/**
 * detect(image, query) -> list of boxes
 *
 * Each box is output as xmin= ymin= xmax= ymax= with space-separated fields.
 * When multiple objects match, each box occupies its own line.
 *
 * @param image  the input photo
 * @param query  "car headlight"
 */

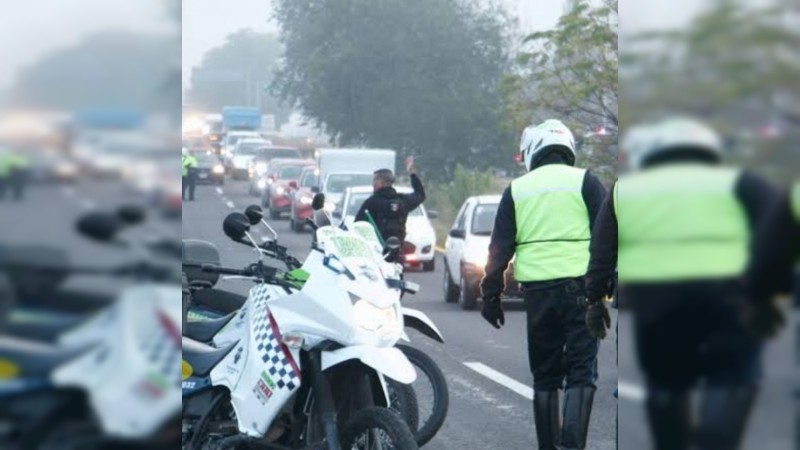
xmin=255 ymin=162 xmax=267 ymax=174
xmin=212 ymin=164 xmax=224 ymax=174
xmin=300 ymin=195 xmax=313 ymax=205
xmin=275 ymin=186 xmax=285 ymax=195
xmin=323 ymin=201 xmax=337 ymax=212
xmin=257 ymin=179 xmax=267 ymax=189
xmin=352 ymin=299 xmax=400 ymax=334
xmin=464 ymin=245 xmax=489 ymax=268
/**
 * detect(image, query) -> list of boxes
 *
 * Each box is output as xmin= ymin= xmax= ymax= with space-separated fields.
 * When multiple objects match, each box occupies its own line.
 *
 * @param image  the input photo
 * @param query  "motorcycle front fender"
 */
xmin=321 ymin=346 xmax=416 ymax=384
xmin=402 ymin=307 xmax=444 ymax=343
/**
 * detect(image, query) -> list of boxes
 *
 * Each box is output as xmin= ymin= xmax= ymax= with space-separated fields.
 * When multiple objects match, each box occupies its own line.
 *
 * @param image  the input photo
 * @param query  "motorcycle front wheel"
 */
xmin=340 ymin=407 xmax=418 ymax=450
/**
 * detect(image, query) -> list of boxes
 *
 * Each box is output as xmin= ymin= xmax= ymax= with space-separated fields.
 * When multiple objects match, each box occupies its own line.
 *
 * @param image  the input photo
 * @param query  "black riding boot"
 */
xmin=646 ymin=388 xmax=691 ymax=450
xmin=561 ymin=386 xmax=595 ymax=450
xmin=534 ymin=390 xmax=561 ymax=450
xmin=692 ymin=387 xmax=756 ymax=450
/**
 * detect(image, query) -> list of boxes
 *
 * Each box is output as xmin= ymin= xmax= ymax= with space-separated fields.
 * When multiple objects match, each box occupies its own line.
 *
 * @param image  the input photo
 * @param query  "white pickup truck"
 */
xmin=315 ymin=148 xmax=396 ymax=212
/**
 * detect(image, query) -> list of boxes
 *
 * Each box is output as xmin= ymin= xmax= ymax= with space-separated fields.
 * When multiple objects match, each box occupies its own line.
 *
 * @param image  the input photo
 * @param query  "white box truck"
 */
xmin=315 ymin=148 xmax=396 ymax=209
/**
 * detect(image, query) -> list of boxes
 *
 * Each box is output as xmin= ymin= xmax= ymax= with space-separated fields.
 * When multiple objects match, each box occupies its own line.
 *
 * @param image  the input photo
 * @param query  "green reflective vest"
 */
xmin=791 ymin=182 xmax=800 ymax=224
xmin=615 ymin=164 xmax=748 ymax=282
xmin=511 ymin=164 xmax=590 ymax=282
xmin=182 ymin=154 xmax=197 ymax=177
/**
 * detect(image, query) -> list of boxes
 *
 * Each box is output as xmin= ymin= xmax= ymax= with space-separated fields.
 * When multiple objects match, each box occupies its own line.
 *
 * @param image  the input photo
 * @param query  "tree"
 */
xmin=186 ymin=30 xmax=292 ymax=127
xmin=8 ymin=31 xmax=176 ymax=110
xmin=272 ymin=0 xmax=515 ymax=180
xmin=509 ymin=0 xmax=618 ymax=134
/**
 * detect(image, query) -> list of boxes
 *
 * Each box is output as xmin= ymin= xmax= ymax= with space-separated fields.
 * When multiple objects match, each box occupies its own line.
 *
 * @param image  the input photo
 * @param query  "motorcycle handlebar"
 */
xmin=201 ymin=264 xmax=250 ymax=276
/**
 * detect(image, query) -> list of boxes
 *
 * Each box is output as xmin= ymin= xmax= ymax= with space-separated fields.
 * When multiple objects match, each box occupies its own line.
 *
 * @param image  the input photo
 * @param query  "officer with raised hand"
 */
xmin=480 ymin=119 xmax=606 ymax=450
xmin=182 ymin=148 xmax=198 ymax=201
xmin=585 ymin=118 xmax=778 ymax=450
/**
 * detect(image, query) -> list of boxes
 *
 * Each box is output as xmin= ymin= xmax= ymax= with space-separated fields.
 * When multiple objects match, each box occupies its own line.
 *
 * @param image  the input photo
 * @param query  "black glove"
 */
xmin=742 ymin=301 xmax=785 ymax=338
xmin=585 ymin=299 xmax=611 ymax=339
xmin=481 ymin=297 xmax=505 ymax=329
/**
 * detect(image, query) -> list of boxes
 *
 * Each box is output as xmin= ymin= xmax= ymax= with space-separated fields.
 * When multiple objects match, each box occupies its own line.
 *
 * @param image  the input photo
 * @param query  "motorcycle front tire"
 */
xmin=397 ymin=343 xmax=449 ymax=446
xmin=340 ymin=407 xmax=418 ymax=450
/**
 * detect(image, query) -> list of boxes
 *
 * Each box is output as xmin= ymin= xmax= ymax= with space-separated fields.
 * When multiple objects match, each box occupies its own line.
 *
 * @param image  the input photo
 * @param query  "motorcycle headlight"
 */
xmin=352 ymin=299 xmax=400 ymax=334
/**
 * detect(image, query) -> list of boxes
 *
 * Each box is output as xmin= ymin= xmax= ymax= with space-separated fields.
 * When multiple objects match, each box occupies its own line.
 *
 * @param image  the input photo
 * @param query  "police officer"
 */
xmin=355 ymin=156 xmax=425 ymax=260
xmin=744 ymin=180 xmax=797 ymax=336
xmin=585 ymin=118 xmax=778 ymax=450
xmin=182 ymin=148 xmax=198 ymax=201
xmin=480 ymin=119 xmax=606 ymax=450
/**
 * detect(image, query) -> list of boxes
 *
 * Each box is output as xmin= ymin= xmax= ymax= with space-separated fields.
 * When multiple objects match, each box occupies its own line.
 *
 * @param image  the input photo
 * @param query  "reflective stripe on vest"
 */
xmin=615 ymin=165 xmax=748 ymax=282
xmin=511 ymin=165 xmax=589 ymax=282
xmin=791 ymin=182 xmax=800 ymax=224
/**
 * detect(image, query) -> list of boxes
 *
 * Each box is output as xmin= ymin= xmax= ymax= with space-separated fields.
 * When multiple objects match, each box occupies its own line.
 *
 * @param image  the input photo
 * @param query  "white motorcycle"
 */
xmin=181 ymin=211 xmax=420 ymax=450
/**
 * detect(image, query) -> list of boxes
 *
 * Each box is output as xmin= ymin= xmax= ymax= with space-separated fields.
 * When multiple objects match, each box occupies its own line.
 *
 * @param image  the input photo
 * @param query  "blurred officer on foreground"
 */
xmin=480 ymin=119 xmax=606 ymax=450
xmin=585 ymin=118 xmax=779 ymax=450
xmin=182 ymin=147 xmax=198 ymax=201
xmin=355 ymin=155 xmax=425 ymax=261
xmin=0 ymin=148 xmax=28 ymax=201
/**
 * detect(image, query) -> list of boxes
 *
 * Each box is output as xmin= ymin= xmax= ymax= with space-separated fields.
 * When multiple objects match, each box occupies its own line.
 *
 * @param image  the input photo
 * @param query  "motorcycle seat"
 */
xmin=182 ymin=337 xmax=237 ymax=377
xmin=183 ymin=311 xmax=237 ymax=343
xmin=0 ymin=336 xmax=87 ymax=377
xmin=191 ymin=288 xmax=246 ymax=315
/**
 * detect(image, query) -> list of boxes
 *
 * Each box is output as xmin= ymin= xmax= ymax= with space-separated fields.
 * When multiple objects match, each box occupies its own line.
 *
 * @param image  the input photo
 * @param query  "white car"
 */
xmin=340 ymin=185 xmax=438 ymax=271
xmin=228 ymin=137 xmax=271 ymax=179
xmin=443 ymin=195 xmax=521 ymax=310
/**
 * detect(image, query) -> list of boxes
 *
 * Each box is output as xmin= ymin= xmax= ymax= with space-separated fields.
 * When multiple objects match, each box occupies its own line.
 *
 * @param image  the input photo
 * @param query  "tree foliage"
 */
xmin=620 ymin=0 xmax=800 ymax=128
xmin=272 ymin=0 xmax=515 ymax=180
xmin=186 ymin=30 xmax=291 ymax=126
xmin=508 ymin=0 xmax=618 ymax=134
xmin=8 ymin=31 xmax=176 ymax=110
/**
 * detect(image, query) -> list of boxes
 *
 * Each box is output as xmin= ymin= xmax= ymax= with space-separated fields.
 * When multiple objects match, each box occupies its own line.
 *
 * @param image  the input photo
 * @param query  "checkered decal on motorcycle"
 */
xmin=250 ymin=284 xmax=300 ymax=391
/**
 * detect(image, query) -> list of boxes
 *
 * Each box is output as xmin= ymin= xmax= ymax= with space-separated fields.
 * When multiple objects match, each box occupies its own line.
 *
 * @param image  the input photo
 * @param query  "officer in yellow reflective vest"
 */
xmin=0 ymin=149 xmax=28 ymax=201
xmin=585 ymin=118 xmax=778 ymax=450
xmin=745 ymin=180 xmax=798 ymax=333
xmin=480 ymin=119 xmax=607 ymax=450
xmin=182 ymin=148 xmax=198 ymax=201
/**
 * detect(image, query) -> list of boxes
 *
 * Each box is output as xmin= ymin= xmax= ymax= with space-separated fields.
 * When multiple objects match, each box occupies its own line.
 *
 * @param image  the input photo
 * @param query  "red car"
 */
xmin=262 ymin=159 xmax=315 ymax=220
xmin=288 ymin=166 xmax=320 ymax=232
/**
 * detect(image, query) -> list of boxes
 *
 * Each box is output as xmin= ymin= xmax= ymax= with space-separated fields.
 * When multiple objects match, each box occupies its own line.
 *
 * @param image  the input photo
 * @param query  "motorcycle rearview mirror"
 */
xmin=222 ymin=213 xmax=251 ymax=241
xmin=245 ymin=204 xmax=278 ymax=240
xmin=384 ymin=237 xmax=401 ymax=251
xmin=311 ymin=193 xmax=325 ymax=211
xmin=223 ymin=212 xmax=265 ymax=261
xmin=244 ymin=205 xmax=263 ymax=225
xmin=77 ymin=212 xmax=122 ymax=243
xmin=117 ymin=204 xmax=146 ymax=225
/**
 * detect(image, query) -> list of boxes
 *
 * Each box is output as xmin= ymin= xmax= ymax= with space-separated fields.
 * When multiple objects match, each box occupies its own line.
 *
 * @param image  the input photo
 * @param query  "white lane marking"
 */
xmin=216 ymin=187 xmax=223 ymax=195
xmin=463 ymin=362 xmax=533 ymax=400
xmin=618 ymin=381 xmax=645 ymax=402
xmin=225 ymin=200 xmax=235 ymax=209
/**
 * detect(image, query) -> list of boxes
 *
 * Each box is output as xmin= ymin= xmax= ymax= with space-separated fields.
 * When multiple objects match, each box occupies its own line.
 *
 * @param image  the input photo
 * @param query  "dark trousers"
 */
xmin=182 ymin=175 xmax=195 ymax=201
xmin=628 ymin=281 xmax=762 ymax=390
xmin=525 ymin=277 xmax=599 ymax=391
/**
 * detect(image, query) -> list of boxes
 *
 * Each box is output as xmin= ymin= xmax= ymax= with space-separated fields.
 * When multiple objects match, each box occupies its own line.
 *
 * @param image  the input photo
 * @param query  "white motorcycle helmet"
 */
xmin=624 ymin=117 xmax=722 ymax=169
xmin=519 ymin=119 xmax=576 ymax=171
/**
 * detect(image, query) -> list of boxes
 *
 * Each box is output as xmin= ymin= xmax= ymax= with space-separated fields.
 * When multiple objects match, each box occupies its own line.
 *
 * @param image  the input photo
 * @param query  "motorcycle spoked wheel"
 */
xmin=386 ymin=379 xmax=420 ymax=434
xmin=339 ymin=407 xmax=418 ymax=450
xmin=396 ymin=344 xmax=449 ymax=446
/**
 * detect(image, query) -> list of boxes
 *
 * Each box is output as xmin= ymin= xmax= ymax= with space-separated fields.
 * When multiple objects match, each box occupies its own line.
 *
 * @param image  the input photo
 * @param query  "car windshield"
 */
xmin=300 ymin=171 xmax=318 ymax=187
xmin=346 ymin=192 xmax=423 ymax=217
xmin=471 ymin=204 xmax=498 ymax=235
xmin=235 ymin=142 xmax=266 ymax=155
xmin=278 ymin=165 xmax=304 ymax=179
xmin=258 ymin=148 xmax=300 ymax=160
xmin=326 ymin=174 xmax=375 ymax=194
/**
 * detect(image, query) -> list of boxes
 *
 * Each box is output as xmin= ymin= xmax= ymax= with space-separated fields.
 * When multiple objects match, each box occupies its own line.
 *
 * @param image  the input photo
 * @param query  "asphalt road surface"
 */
xmin=182 ymin=178 xmax=619 ymax=450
